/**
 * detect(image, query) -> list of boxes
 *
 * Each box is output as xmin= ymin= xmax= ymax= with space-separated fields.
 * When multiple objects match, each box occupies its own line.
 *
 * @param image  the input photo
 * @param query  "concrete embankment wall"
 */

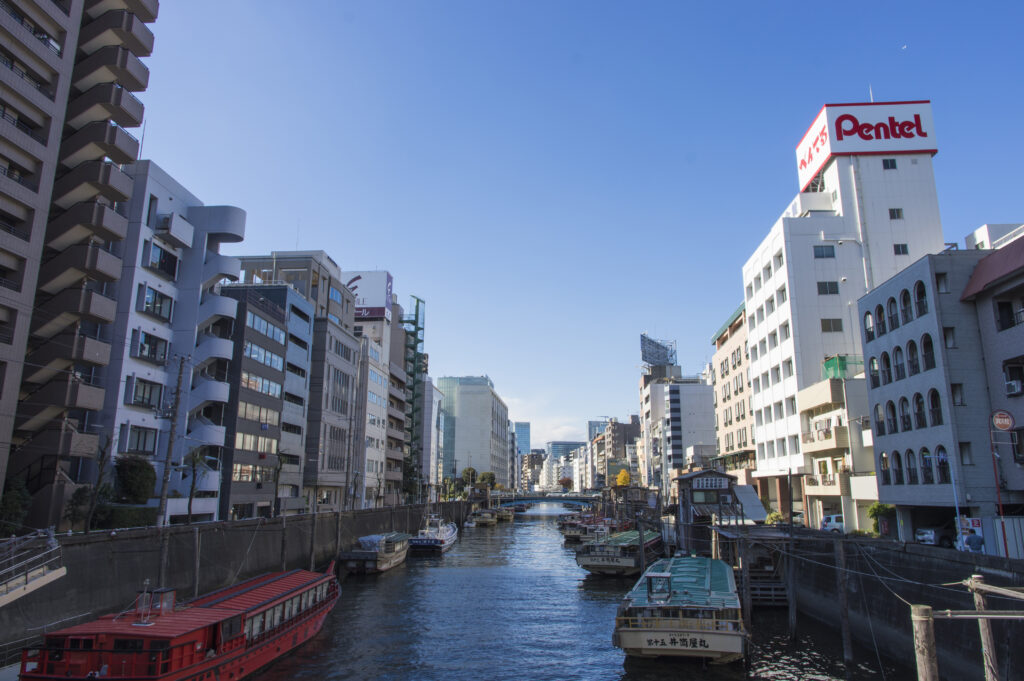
xmin=792 ymin=536 xmax=1024 ymax=681
xmin=0 ymin=503 xmax=466 ymax=650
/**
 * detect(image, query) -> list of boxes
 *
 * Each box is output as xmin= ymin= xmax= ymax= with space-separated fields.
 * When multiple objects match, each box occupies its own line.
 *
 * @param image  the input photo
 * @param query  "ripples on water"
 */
xmin=258 ymin=503 xmax=905 ymax=681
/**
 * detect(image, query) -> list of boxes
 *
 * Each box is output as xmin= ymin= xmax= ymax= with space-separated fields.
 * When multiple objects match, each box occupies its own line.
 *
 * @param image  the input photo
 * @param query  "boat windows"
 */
xmin=67 ymin=638 xmax=94 ymax=650
xmin=113 ymin=639 xmax=145 ymax=651
xmin=221 ymin=616 xmax=242 ymax=640
xmin=271 ymin=604 xmax=283 ymax=628
xmin=692 ymin=490 xmax=719 ymax=504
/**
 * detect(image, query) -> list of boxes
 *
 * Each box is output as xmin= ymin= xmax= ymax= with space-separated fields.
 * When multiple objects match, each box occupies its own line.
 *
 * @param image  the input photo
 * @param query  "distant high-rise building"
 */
xmin=436 ymin=376 xmax=510 ymax=487
xmin=547 ymin=441 xmax=585 ymax=461
xmin=587 ymin=420 xmax=607 ymax=441
xmin=514 ymin=422 xmax=531 ymax=456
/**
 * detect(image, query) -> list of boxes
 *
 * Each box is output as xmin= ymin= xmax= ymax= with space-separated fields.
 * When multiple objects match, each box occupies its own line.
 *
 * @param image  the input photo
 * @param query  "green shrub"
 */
xmin=93 ymin=506 xmax=159 ymax=529
xmin=765 ymin=511 xmax=785 ymax=525
xmin=867 ymin=502 xmax=896 ymax=534
xmin=116 ymin=456 xmax=156 ymax=504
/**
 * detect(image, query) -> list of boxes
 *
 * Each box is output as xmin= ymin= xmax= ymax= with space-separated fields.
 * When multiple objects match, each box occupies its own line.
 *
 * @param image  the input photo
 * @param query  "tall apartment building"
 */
xmin=90 ymin=160 xmax=243 ymax=527
xmin=710 ymin=304 xmax=755 ymax=483
xmin=744 ymin=101 xmax=946 ymax=517
xmin=436 ymin=376 xmax=510 ymax=487
xmin=237 ymin=252 xmax=361 ymax=512
xmin=513 ymin=421 xmax=530 ymax=486
xmin=419 ymin=377 xmax=444 ymax=492
xmin=3 ymin=0 xmax=158 ymax=523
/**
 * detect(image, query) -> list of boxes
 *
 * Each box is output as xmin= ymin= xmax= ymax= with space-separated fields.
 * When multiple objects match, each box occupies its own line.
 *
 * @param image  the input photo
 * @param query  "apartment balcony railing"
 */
xmin=0 ymin=53 xmax=51 ymax=98
xmin=0 ymin=165 xmax=37 ymax=191
xmin=923 ymin=352 xmax=936 ymax=370
xmin=908 ymin=358 xmax=920 ymax=375
xmin=0 ymin=0 xmax=62 ymax=54
xmin=902 ymin=307 xmax=913 ymax=325
xmin=0 ymin=107 xmax=45 ymax=144
xmin=0 ymin=215 xmax=28 ymax=241
xmin=895 ymin=364 xmax=906 ymax=380
xmin=996 ymin=308 xmax=1024 ymax=332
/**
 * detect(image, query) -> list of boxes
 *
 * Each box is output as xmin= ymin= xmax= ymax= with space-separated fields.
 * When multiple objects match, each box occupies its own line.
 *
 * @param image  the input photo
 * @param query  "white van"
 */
xmin=821 ymin=514 xmax=844 ymax=533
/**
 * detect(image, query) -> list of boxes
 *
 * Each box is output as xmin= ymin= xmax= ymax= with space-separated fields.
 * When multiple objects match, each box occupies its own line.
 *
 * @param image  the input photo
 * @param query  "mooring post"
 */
xmin=834 ymin=537 xmax=853 ymax=669
xmin=787 ymin=540 xmax=797 ymax=642
xmin=911 ymin=604 xmax=939 ymax=681
xmin=971 ymin=574 xmax=1000 ymax=681
xmin=740 ymin=536 xmax=752 ymax=633
xmin=335 ymin=510 xmax=342 ymax=557
xmin=192 ymin=526 xmax=200 ymax=599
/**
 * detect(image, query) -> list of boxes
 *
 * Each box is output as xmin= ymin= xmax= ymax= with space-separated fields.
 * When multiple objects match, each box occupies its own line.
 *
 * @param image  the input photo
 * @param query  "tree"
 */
xmin=478 ymin=472 xmax=496 ymax=490
xmin=461 ymin=467 xmax=477 ymax=487
xmin=183 ymin=449 xmax=211 ymax=524
xmin=0 ymin=477 xmax=31 ymax=532
xmin=867 ymin=502 xmax=896 ymax=534
xmin=616 ymin=470 xmax=631 ymax=486
xmin=558 ymin=477 xmax=573 ymax=491
xmin=116 ymin=456 xmax=156 ymax=504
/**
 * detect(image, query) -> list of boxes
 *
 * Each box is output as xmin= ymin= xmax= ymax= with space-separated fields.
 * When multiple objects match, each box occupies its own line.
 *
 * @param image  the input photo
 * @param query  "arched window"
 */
xmin=885 ymin=401 xmax=898 ymax=434
xmin=899 ymin=398 xmax=912 ymax=431
xmin=929 ymin=389 xmax=943 ymax=426
xmin=922 ymin=334 xmax=936 ymax=370
xmin=907 ymin=340 xmax=920 ymax=375
xmin=920 ymin=447 xmax=934 ymax=484
xmin=891 ymin=451 xmax=904 ymax=484
xmin=936 ymin=446 xmax=950 ymax=483
xmin=900 ymin=289 xmax=914 ymax=324
xmin=879 ymin=452 xmax=890 ymax=485
xmin=868 ymin=357 xmax=880 ymax=388
xmin=894 ymin=347 xmax=906 ymax=380
xmin=915 ymin=281 xmax=928 ymax=316
xmin=864 ymin=312 xmax=875 ymax=342
xmin=880 ymin=352 xmax=893 ymax=384
xmin=875 ymin=304 xmax=887 ymax=335
xmin=887 ymin=298 xmax=900 ymax=330
xmin=913 ymin=393 xmax=927 ymax=429
xmin=874 ymin=404 xmax=886 ymax=436
xmin=906 ymin=449 xmax=919 ymax=484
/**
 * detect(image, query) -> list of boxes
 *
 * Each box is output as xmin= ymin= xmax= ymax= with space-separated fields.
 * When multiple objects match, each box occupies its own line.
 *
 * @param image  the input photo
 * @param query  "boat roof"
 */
xmin=624 ymin=557 xmax=740 ymax=610
xmin=588 ymin=530 xmax=659 ymax=546
xmin=50 ymin=570 xmax=329 ymax=640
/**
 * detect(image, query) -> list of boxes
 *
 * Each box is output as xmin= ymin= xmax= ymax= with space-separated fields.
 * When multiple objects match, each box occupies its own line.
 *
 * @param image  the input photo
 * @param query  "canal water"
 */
xmin=261 ymin=503 xmax=906 ymax=681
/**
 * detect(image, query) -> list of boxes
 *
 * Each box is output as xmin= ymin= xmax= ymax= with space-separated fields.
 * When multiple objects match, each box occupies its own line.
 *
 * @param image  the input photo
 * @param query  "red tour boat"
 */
xmin=20 ymin=564 xmax=339 ymax=681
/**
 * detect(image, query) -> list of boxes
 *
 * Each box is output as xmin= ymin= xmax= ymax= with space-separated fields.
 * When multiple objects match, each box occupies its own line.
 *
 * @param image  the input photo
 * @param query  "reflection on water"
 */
xmin=255 ymin=503 xmax=904 ymax=681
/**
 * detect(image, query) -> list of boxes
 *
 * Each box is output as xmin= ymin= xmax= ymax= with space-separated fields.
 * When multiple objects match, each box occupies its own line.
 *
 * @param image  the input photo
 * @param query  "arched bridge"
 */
xmin=490 ymin=495 xmax=600 ymax=507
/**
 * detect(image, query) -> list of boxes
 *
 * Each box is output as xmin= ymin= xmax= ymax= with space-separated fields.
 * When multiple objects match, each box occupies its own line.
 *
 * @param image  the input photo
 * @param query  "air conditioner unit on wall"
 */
xmin=1007 ymin=380 xmax=1023 ymax=396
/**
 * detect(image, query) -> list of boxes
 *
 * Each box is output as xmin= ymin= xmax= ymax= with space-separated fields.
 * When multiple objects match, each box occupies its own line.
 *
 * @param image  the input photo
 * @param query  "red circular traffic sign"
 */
xmin=992 ymin=410 xmax=1015 ymax=431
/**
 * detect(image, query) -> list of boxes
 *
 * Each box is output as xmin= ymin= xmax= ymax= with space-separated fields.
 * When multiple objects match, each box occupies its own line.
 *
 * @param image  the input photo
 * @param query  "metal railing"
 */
xmin=0 ymin=52 xmax=52 ymax=98
xmin=0 ymin=106 xmax=46 ymax=143
xmin=0 ymin=0 xmax=62 ymax=55
xmin=0 ymin=164 xmax=37 ymax=191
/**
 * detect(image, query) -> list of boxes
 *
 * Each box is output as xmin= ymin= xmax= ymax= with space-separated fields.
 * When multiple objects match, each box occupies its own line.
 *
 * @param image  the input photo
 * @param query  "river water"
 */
xmin=260 ymin=503 xmax=905 ymax=681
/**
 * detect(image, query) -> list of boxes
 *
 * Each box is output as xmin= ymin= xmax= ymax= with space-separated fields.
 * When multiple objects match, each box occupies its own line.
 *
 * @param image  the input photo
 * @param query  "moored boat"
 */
xmin=468 ymin=509 xmax=497 ymax=526
xmin=20 ymin=565 xmax=339 ymax=681
xmin=409 ymin=514 xmax=458 ymax=553
xmin=575 ymin=530 xmax=663 ymax=576
xmin=612 ymin=556 xmax=746 ymax=663
xmin=337 ymin=532 xmax=411 ymax=574
xmin=495 ymin=507 xmax=514 ymax=521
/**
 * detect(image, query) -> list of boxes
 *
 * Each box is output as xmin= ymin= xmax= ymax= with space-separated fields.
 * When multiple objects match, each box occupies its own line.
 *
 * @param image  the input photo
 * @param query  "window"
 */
xmin=959 ymin=442 xmax=973 ymax=466
xmin=771 ymin=365 xmax=781 ymax=383
xmin=774 ymin=401 xmax=784 ymax=420
xmin=913 ymin=394 xmax=927 ymax=429
xmin=239 ymin=401 xmax=280 ymax=427
xmin=894 ymin=347 xmax=906 ymax=380
xmin=874 ymin=404 xmax=886 ymax=436
xmin=766 ymin=298 xmax=775 ymax=315
xmin=141 ymin=286 xmax=173 ymax=321
xmin=920 ymin=448 xmax=934 ymax=484
xmin=752 ymin=377 xmax=760 ymax=393
xmin=820 ymin=318 xmax=843 ymax=332
xmin=864 ymin=312 xmax=875 ymax=342
xmin=935 ymin=273 xmax=949 ymax=293
xmin=889 ymin=208 xmax=904 ymax=220
xmin=782 ymin=359 xmax=793 ymax=378
xmin=813 ymin=245 xmax=835 ymax=259
xmin=875 ymin=304 xmax=887 ymax=335
xmin=951 ymin=383 xmax=965 ymax=406
xmin=329 ymin=286 xmax=343 ymax=303
xmin=776 ymin=285 xmax=787 ymax=304
xmin=768 ymin=331 xmax=778 ymax=349
xmin=922 ymin=334 xmax=936 ymax=369
xmin=880 ymin=353 xmax=892 ymax=384
xmin=746 ymin=284 xmax=753 ymax=300
xmin=907 ymin=340 xmax=920 ymax=375
xmin=1013 ymin=429 xmax=1024 ymax=464
xmin=127 ymin=426 xmax=158 ymax=454
xmin=243 ymin=341 xmax=284 ymax=371
xmin=887 ymin=298 xmax=900 ymax=330
xmin=759 ymin=339 xmax=767 ymax=355
xmin=146 ymin=241 xmax=179 ymax=279
xmin=882 ymin=158 xmax=897 ymax=170
xmin=137 ymin=331 xmax=168 ymax=364
xmin=906 ymin=450 xmax=919 ymax=484
xmin=899 ymin=398 xmax=912 ymax=431
xmin=891 ymin=451 xmax=903 ymax=485
xmin=915 ymin=281 xmax=929 ymax=315
xmin=774 ymin=251 xmax=784 ymax=269
xmin=754 ymin=275 xmax=762 ymax=291
xmin=786 ymin=396 xmax=796 ymax=416
xmin=246 ymin=311 xmax=286 ymax=344
xmin=893 ymin=243 xmax=909 ymax=255
xmin=780 ymin=321 xmax=790 ymax=341
xmin=132 ymin=379 xmax=162 ymax=409
xmin=943 ymin=327 xmax=956 ymax=349
xmin=900 ymin=289 xmax=913 ymax=324
xmin=936 ymin=447 xmax=951 ymax=483
xmin=756 ymin=306 xmax=764 ymax=323
xmin=928 ymin=390 xmax=943 ymax=426
xmin=879 ymin=452 xmax=890 ymax=484
xmin=748 ymin=314 xmax=756 ymax=331
xmin=868 ymin=357 xmax=880 ymax=388
xmin=817 ymin=281 xmax=839 ymax=295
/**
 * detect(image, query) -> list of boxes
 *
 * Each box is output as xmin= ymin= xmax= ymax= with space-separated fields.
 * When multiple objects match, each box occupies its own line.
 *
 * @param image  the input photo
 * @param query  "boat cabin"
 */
xmin=645 ymin=571 xmax=673 ymax=603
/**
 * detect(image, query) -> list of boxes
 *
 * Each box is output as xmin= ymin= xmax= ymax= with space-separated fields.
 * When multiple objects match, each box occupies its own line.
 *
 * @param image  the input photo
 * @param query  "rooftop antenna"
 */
xmin=869 ymin=84 xmax=874 ymax=103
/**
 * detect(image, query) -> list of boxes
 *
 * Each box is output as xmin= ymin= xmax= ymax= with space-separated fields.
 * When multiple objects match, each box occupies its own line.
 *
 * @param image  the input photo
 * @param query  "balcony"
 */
xmin=192 ymin=334 xmax=233 ymax=367
xmin=46 ymin=202 xmax=128 ymax=251
xmin=388 ymin=382 xmax=407 ymax=401
xmin=73 ymin=45 xmax=148 ymax=93
xmin=803 ymin=471 xmax=851 ymax=497
xmin=155 ymin=212 xmax=193 ymax=248
xmin=31 ymin=288 xmax=115 ymax=338
xmin=799 ymin=426 xmax=849 ymax=454
xmin=37 ymin=243 xmax=120 ymax=293
xmin=23 ymin=332 xmax=110 ymax=383
xmin=190 ymin=376 xmax=229 ymax=409
xmin=789 ymin=191 xmax=835 ymax=216
xmin=78 ymin=10 xmax=154 ymax=57
xmin=202 ymin=253 xmax=240 ymax=287
xmin=387 ymin=403 xmax=406 ymax=422
xmin=59 ymin=121 xmax=139 ymax=167
xmin=187 ymin=416 xmax=227 ymax=447
xmin=797 ymin=378 xmax=846 ymax=412
xmin=385 ymin=469 xmax=403 ymax=482
xmin=186 ymin=205 xmax=245 ymax=243
xmin=24 ymin=421 xmax=99 ymax=460
xmin=65 ymin=83 xmax=143 ymax=130
xmin=386 ymin=424 xmax=405 ymax=441
xmin=52 ymin=160 xmax=132 ymax=209
xmin=196 ymin=293 xmax=237 ymax=328
xmin=16 ymin=377 xmax=104 ymax=433
xmin=85 ymin=0 xmax=158 ymax=23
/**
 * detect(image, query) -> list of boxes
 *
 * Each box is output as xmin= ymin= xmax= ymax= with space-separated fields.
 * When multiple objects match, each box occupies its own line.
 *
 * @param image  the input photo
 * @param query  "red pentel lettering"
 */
xmin=834 ymin=113 xmax=927 ymax=142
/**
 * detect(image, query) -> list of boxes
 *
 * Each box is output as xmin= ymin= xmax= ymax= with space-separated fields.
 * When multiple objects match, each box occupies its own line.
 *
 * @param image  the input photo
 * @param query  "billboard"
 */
xmin=345 ymin=271 xmax=393 ymax=321
xmin=640 ymin=333 xmax=677 ymax=366
xmin=796 ymin=101 xmax=936 ymax=191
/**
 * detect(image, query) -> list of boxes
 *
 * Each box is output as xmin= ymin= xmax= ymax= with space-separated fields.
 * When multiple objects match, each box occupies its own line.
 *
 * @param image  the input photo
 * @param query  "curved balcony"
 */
xmin=193 ymin=334 xmax=233 ymax=367
xmin=190 ymin=376 xmax=229 ymax=409
xmin=187 ymin=420 xmax=227 ymax=448
xmin=52 ymin=160 xmax=132 ymax=209
xmin=16 ymin=376 xmax=104 ymax=433
xmin=85 ymin=0 xmax=158 ymax=23
xmin=72 ymin=45 xmax=148 ymax=93
xmin=32 ymin=288 xmax=115 ymax=338
xmin=38 ymin=243 xmax=121 ymax=293
xmin=186 ymin=205 xmax=246 ymax=243
xmin=24 ymin=331 xmax=110 ymax=383
xmin=46 ymin=202 xmax=128 ymax=251
xmin=195 ymin=293 xmax=237 ymax=328
xmin=59 ymin=120 xmax=139 ymax=168
xmin=78 ymin=10 xmax=154 ymax=57
xmin=202 ymin=253 xmax=240 ymax=288
xmin=65 ymin=83 xmax=143 ymax=130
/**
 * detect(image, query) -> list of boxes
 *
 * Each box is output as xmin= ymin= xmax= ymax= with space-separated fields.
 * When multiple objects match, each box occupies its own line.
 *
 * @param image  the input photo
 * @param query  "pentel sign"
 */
xmin=796 ymin=101 xmax=937 ymax=191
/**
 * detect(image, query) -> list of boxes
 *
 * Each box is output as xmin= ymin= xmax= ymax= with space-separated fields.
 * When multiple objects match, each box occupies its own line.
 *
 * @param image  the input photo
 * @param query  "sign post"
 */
xmin=990 ymin=410 xmax=1015 ymax=558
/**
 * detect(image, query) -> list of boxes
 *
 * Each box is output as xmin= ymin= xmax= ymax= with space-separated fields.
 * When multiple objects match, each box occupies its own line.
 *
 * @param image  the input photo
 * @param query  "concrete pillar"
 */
xmin=896 ymin=506 xmax=913 ymax=542
xmin=840 ymin=496 xmax=857 ymax=532
xmin=776 ymin=477 xmax=791 ymax=517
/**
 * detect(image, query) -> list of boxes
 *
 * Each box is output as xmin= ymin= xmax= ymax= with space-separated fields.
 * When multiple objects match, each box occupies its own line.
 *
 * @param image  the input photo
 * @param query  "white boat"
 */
xmin=469 ymin=508 xmax=497 ymax=526
xmin=576 ymin=530 xmax=663 ymax=576
xmin=337 ymin=532 xmax=411 ymax=573
xmin=409 ymin=513 xmax=458 ymax=553
xmin=612 ymin=556 xmax=746 ymax=664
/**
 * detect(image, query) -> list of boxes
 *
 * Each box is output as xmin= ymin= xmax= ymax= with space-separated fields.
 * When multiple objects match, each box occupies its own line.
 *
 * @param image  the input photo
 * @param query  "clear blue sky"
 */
xmin=141 ymin=1 xmax=1024 ymax=446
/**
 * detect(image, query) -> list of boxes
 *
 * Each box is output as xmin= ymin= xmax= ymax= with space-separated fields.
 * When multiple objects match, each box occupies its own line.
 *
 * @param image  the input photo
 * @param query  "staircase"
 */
xmin=0 ymin=531 xmax=66 ymax=608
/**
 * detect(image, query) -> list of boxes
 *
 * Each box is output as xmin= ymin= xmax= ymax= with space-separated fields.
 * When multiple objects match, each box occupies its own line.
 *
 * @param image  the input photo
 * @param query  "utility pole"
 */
xmin=911 ymin=604 xmax=939 ymax=681
xmin=970 ymin=574 xmax=1000 ymax=681
xmin=158 ymin=355 xmax=187 ymax=588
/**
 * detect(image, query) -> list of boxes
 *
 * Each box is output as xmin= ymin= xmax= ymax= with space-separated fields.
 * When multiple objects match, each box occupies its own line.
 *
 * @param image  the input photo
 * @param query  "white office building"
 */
xmin=436 ymin=376 xmax=510 ymax=488
xmin=743 ymin=101 xmax=946 ymax=517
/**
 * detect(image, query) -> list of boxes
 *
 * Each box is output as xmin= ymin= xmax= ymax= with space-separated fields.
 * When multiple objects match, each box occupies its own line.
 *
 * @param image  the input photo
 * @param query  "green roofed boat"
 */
xmin=612 ymin=556 xmax=746 ymax=663
xmin=575 ymin=530 xmax=663 ymax=577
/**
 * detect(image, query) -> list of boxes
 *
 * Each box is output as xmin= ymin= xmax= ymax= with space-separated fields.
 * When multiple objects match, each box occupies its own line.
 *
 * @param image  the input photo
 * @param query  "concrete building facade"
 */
xmin=436 ymin=376 xmax=510 ymax=488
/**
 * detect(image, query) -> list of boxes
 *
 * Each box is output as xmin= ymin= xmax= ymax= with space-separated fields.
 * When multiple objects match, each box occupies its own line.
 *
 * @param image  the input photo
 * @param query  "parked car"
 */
xmin=791 ymin=511 xmax=805 ymax=527
xmin=915 ymin=524 xmax=956 ymax=548
xmin=821 ymin=514 xmax=844 ymax=533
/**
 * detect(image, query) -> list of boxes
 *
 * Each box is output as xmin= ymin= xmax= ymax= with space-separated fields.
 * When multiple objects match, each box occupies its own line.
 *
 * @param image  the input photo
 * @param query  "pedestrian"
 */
xmin=965 ymin=528 xmax=985 ymax=553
